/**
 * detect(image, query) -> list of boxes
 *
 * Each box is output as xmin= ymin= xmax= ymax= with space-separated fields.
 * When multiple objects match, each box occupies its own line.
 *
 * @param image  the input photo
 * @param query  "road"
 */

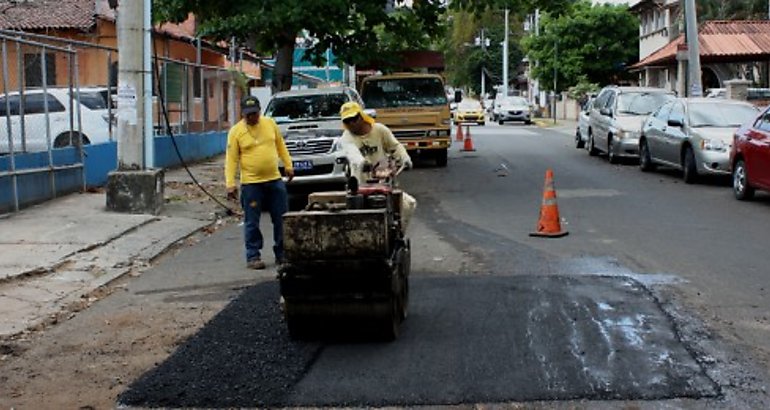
xmin=3 ymin=121 xmax=770 ymax=408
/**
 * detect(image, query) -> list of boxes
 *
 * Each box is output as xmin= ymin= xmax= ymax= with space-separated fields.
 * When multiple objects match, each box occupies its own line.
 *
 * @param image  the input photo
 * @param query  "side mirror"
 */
xmin=667 ymin=118 xmax=684 ymax=127
xmin=600 ymin=108 xmax=613 ymax=117
xmin=364 ymin=108 xmax=377 ymax=118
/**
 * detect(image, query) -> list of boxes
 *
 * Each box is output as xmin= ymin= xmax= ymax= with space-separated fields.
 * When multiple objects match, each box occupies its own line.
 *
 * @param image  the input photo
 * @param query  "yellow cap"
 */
xmin=339 ymin=102 xmax=375 ymax=125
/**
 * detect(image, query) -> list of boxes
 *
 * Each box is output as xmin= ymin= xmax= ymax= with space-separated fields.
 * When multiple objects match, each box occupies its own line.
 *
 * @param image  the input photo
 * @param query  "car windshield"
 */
xmin=458 ymin=100 xmax=482 ymax=110
xmin=617 ymin=92 xmax=673 ymax=115
xmin=502 ymin=97 xmax=528 ymax=106
xmin=362 ymin=78 xmax=448 ymax=108
xmin=264 ymin=93 xmax=347 ymax=123
xmin=688 ymin=102 xmax=758 ymax=127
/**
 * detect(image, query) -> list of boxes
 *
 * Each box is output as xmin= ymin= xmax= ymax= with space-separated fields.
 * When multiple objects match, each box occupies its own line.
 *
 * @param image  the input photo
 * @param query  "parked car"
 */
xmin=263 ymin=86 xmax=364 ymax=190
xmin=639 ymin=98 xmax=758 ymax=183
xmin=0 ymin=87 xmax=113 ymax=154
xmin=730 ymin=105 xmax=770 ymax=200
xmin=494 ymin=96 xmax=532 ymax=125
xmin=453 ymin=99 xmax=485 ymax=125
xmin=587 ymin=86 xmax=675 ymax=163
xmin=575 ymin=97 xmax=594 ymax=149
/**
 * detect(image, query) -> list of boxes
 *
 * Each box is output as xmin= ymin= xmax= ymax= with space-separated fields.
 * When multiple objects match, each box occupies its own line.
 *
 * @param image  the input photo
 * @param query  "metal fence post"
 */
xmin=16 ymin=40 xmax=26 ymax=152
xmin=2 ymin=39 xmax=20 ymax=212
xmin=73 ymin=48 xmax=85 ymax=191
xmin=41 ymin=46 xmax=56 ymax=198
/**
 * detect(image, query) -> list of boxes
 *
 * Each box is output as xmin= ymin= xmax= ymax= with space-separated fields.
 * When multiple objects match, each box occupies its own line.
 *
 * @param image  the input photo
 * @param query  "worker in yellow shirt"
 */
xmin=225 ymin=96 xmax=294 ymax=270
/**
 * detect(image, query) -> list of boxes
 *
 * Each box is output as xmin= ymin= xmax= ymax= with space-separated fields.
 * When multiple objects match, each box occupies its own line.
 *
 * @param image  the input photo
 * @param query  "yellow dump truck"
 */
xmin=360 ymin=73 xmax=452 ymax=166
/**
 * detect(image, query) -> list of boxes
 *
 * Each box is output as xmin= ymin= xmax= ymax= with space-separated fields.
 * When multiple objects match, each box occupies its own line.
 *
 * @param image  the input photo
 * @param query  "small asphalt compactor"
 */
xmin=278 ymin=162 xmax=410 ymax=340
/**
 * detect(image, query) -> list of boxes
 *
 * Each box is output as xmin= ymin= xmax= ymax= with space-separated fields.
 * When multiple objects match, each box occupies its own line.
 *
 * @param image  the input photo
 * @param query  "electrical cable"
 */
xmin=151 ymin=40 xmax=237 ymax=216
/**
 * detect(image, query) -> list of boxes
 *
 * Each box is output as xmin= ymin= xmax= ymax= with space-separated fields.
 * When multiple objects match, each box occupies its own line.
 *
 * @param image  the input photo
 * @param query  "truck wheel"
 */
xmin=435 ymin=149 xmax=448 ymax=167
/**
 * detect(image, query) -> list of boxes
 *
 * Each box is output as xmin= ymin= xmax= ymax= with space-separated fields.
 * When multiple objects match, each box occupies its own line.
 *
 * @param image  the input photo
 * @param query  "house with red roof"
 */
xmin=629 ymin=0 xmax=770 ymax=95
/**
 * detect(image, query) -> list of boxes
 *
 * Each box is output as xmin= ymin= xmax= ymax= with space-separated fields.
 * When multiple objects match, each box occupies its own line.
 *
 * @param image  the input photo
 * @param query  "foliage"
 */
xmin=698 ymin=0 xmax=769 ymax=20
xmin=443 ymin=9 xmax=524 ymax=97
xmin=521 ymin=1 xmax=638 ymax=92
xmin=154 ymin=0 xmax=445 ymax=91
xmin=567 ymin=75 xmax=599 ymax=102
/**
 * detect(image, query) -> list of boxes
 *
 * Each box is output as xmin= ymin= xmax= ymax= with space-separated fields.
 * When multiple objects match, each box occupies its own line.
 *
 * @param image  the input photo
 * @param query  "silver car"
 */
xmin=264 ymin=86 xmax=363 ymax=190
xmin=639 ymin=98 xmax=758 ymax=183
xmin=587 ymin=86 xmax=675 ymax=163
xmin=494 ymin=96 xmax=532 ymax=125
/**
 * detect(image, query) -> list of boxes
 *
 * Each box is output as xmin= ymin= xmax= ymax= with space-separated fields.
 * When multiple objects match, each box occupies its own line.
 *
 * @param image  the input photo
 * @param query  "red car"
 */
xmin=731 ymin=106 xmax=770 ymax=200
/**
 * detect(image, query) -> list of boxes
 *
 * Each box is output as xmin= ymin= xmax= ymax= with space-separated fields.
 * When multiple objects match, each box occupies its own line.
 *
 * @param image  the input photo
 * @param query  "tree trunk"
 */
xmin=272 ymin=40 xmax=296 ymax=93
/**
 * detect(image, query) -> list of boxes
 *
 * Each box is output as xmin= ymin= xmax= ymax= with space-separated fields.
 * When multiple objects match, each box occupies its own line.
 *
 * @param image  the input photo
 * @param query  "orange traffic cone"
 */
xmin=455 ymin=123 xmax=465 ymax=142
xmin=462 ymin=125 xmax=475 ymax=151
xmin=529 ymin=169 xmax=568 ymax=238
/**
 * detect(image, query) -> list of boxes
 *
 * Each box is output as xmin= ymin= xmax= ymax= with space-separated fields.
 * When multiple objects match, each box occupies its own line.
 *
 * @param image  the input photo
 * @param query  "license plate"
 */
xmin=293 ymin=160 xmax=313 ymax=171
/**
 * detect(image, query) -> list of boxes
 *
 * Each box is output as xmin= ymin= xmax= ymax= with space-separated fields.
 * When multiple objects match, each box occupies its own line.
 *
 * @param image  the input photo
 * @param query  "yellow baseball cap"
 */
xmin=339 ymin=102 xmax=375 ymax=125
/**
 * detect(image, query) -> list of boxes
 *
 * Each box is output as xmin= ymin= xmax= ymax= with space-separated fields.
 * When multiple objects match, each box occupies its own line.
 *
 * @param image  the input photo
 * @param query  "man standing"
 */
xmin=338 ymin=102 xmax=416 ymax=230
xmin=225 ymin=96 xmax=294 ymax=269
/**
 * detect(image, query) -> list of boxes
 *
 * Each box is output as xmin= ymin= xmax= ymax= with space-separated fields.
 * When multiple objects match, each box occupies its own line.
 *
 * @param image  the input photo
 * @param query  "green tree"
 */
xmin=154 ymin=0 xmax=445 ymax=92
xmin=522 ymin=1 xmax=637 ymax=92
xmin=698 ymin=0 xmax=768 ymax=20
xmin=443 ymin=9 xmax=524 ymax=97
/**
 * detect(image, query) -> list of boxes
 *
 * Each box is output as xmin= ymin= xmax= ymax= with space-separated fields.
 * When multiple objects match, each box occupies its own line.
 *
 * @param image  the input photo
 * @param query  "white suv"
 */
xmin=264 ymin=86 xmax=364 ymax=190
xmin=0 ymin=87 xmax=112 ymax=154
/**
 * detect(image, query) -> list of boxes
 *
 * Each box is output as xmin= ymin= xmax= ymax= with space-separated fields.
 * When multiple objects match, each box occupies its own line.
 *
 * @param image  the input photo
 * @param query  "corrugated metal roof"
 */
xmin=633 ymin=20 xmax=770 ymax=69
xmin=0 ymin=0 xmax=98 ymax=30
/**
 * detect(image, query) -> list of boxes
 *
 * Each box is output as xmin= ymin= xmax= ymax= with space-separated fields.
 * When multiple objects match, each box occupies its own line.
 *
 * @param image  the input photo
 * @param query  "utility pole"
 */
xmin=106 ymin=0 xmax=164 ymax=215
xmin=476 ymin=28 xmax=489 ymax=97
xmin=684 ymin=0 xmax=702 ymax=96
xmin=503 ymin=8 xmax=509 ymax=98
xmin=553 ymin=38 xmax=557 ymax=124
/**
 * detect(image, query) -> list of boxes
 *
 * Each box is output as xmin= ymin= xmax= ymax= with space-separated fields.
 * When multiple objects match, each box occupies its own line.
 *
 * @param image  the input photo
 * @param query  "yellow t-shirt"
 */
xmin=225 ymin=117 xmax=293 ymax=187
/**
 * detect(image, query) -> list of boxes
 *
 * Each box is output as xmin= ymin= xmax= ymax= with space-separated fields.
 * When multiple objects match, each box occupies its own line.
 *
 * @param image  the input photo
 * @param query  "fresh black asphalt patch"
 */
xmin=119 ymin=276 xmax=719 ymax=408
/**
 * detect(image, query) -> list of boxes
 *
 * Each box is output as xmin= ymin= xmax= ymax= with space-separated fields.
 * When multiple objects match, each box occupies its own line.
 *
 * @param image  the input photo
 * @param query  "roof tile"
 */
xmin=0 ymin=0 xmax=97 ymax=30
xmin=633 ymin=20 xmax=770 ymax=68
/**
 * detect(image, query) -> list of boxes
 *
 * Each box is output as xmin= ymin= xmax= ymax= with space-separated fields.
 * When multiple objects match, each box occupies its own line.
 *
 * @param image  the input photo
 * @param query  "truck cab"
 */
xmin=360 ymin=73 xmax=451 ymax=167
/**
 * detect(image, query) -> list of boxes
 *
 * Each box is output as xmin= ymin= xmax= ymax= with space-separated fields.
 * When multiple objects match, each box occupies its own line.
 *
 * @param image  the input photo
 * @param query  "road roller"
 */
xmin=278 ymin=161 xmax=410 ymax=340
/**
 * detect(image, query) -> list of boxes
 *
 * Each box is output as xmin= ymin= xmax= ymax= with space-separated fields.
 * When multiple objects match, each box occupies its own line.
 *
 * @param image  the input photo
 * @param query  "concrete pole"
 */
xmin=143 ymin=0 xmax=153 ymax=168
xmin=116 ymin=0 xmax=145 ymax=169
xmin=684 ymin=0 xmax=702 ymax=96
xmin=107 ymin=0 xmax=164 ymax=215
xmin=503 ymin=8 xmax=509 ymax=98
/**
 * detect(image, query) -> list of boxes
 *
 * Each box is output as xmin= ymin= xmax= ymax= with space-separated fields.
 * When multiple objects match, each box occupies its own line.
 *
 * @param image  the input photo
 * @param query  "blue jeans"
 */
xmin=240 ymin=179 xmax=288 ymax=262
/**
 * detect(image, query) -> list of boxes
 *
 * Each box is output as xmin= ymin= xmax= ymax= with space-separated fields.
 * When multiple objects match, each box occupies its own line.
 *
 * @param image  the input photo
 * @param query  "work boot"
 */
xmin=247 ymin=258 xmax=266 ymax=270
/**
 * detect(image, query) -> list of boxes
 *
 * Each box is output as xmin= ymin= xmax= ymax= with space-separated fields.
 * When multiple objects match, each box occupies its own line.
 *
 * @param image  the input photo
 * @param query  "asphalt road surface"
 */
xmin=120 ymin=122 xmax=770 ymax=408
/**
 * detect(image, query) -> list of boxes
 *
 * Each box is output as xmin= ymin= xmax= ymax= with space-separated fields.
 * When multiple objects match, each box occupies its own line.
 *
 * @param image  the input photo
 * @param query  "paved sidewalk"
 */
xmin=533 ymin=118 xmax=578 ymax=136
xmin=0 ymin=156 xmax=233 ymax=337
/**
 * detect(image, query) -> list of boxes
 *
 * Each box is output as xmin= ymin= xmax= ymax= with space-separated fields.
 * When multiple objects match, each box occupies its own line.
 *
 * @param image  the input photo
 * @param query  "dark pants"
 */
xmin=240 ymin=179 xmax=288 ymax=262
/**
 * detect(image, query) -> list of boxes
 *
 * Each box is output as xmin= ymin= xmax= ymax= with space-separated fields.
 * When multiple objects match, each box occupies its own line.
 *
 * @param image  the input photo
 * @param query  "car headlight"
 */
xmin=701 ymin=138 xmax=727 ymax=152
xmin=331 ymin=139 xmax=343 ymax=153
xmin=442 ymin=118 xmax=451 ymax=125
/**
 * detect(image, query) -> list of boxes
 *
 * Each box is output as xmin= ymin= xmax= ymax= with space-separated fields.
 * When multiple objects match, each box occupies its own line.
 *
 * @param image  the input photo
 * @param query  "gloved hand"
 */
xmin=226 ymin=187 xmax=238 ymax=201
